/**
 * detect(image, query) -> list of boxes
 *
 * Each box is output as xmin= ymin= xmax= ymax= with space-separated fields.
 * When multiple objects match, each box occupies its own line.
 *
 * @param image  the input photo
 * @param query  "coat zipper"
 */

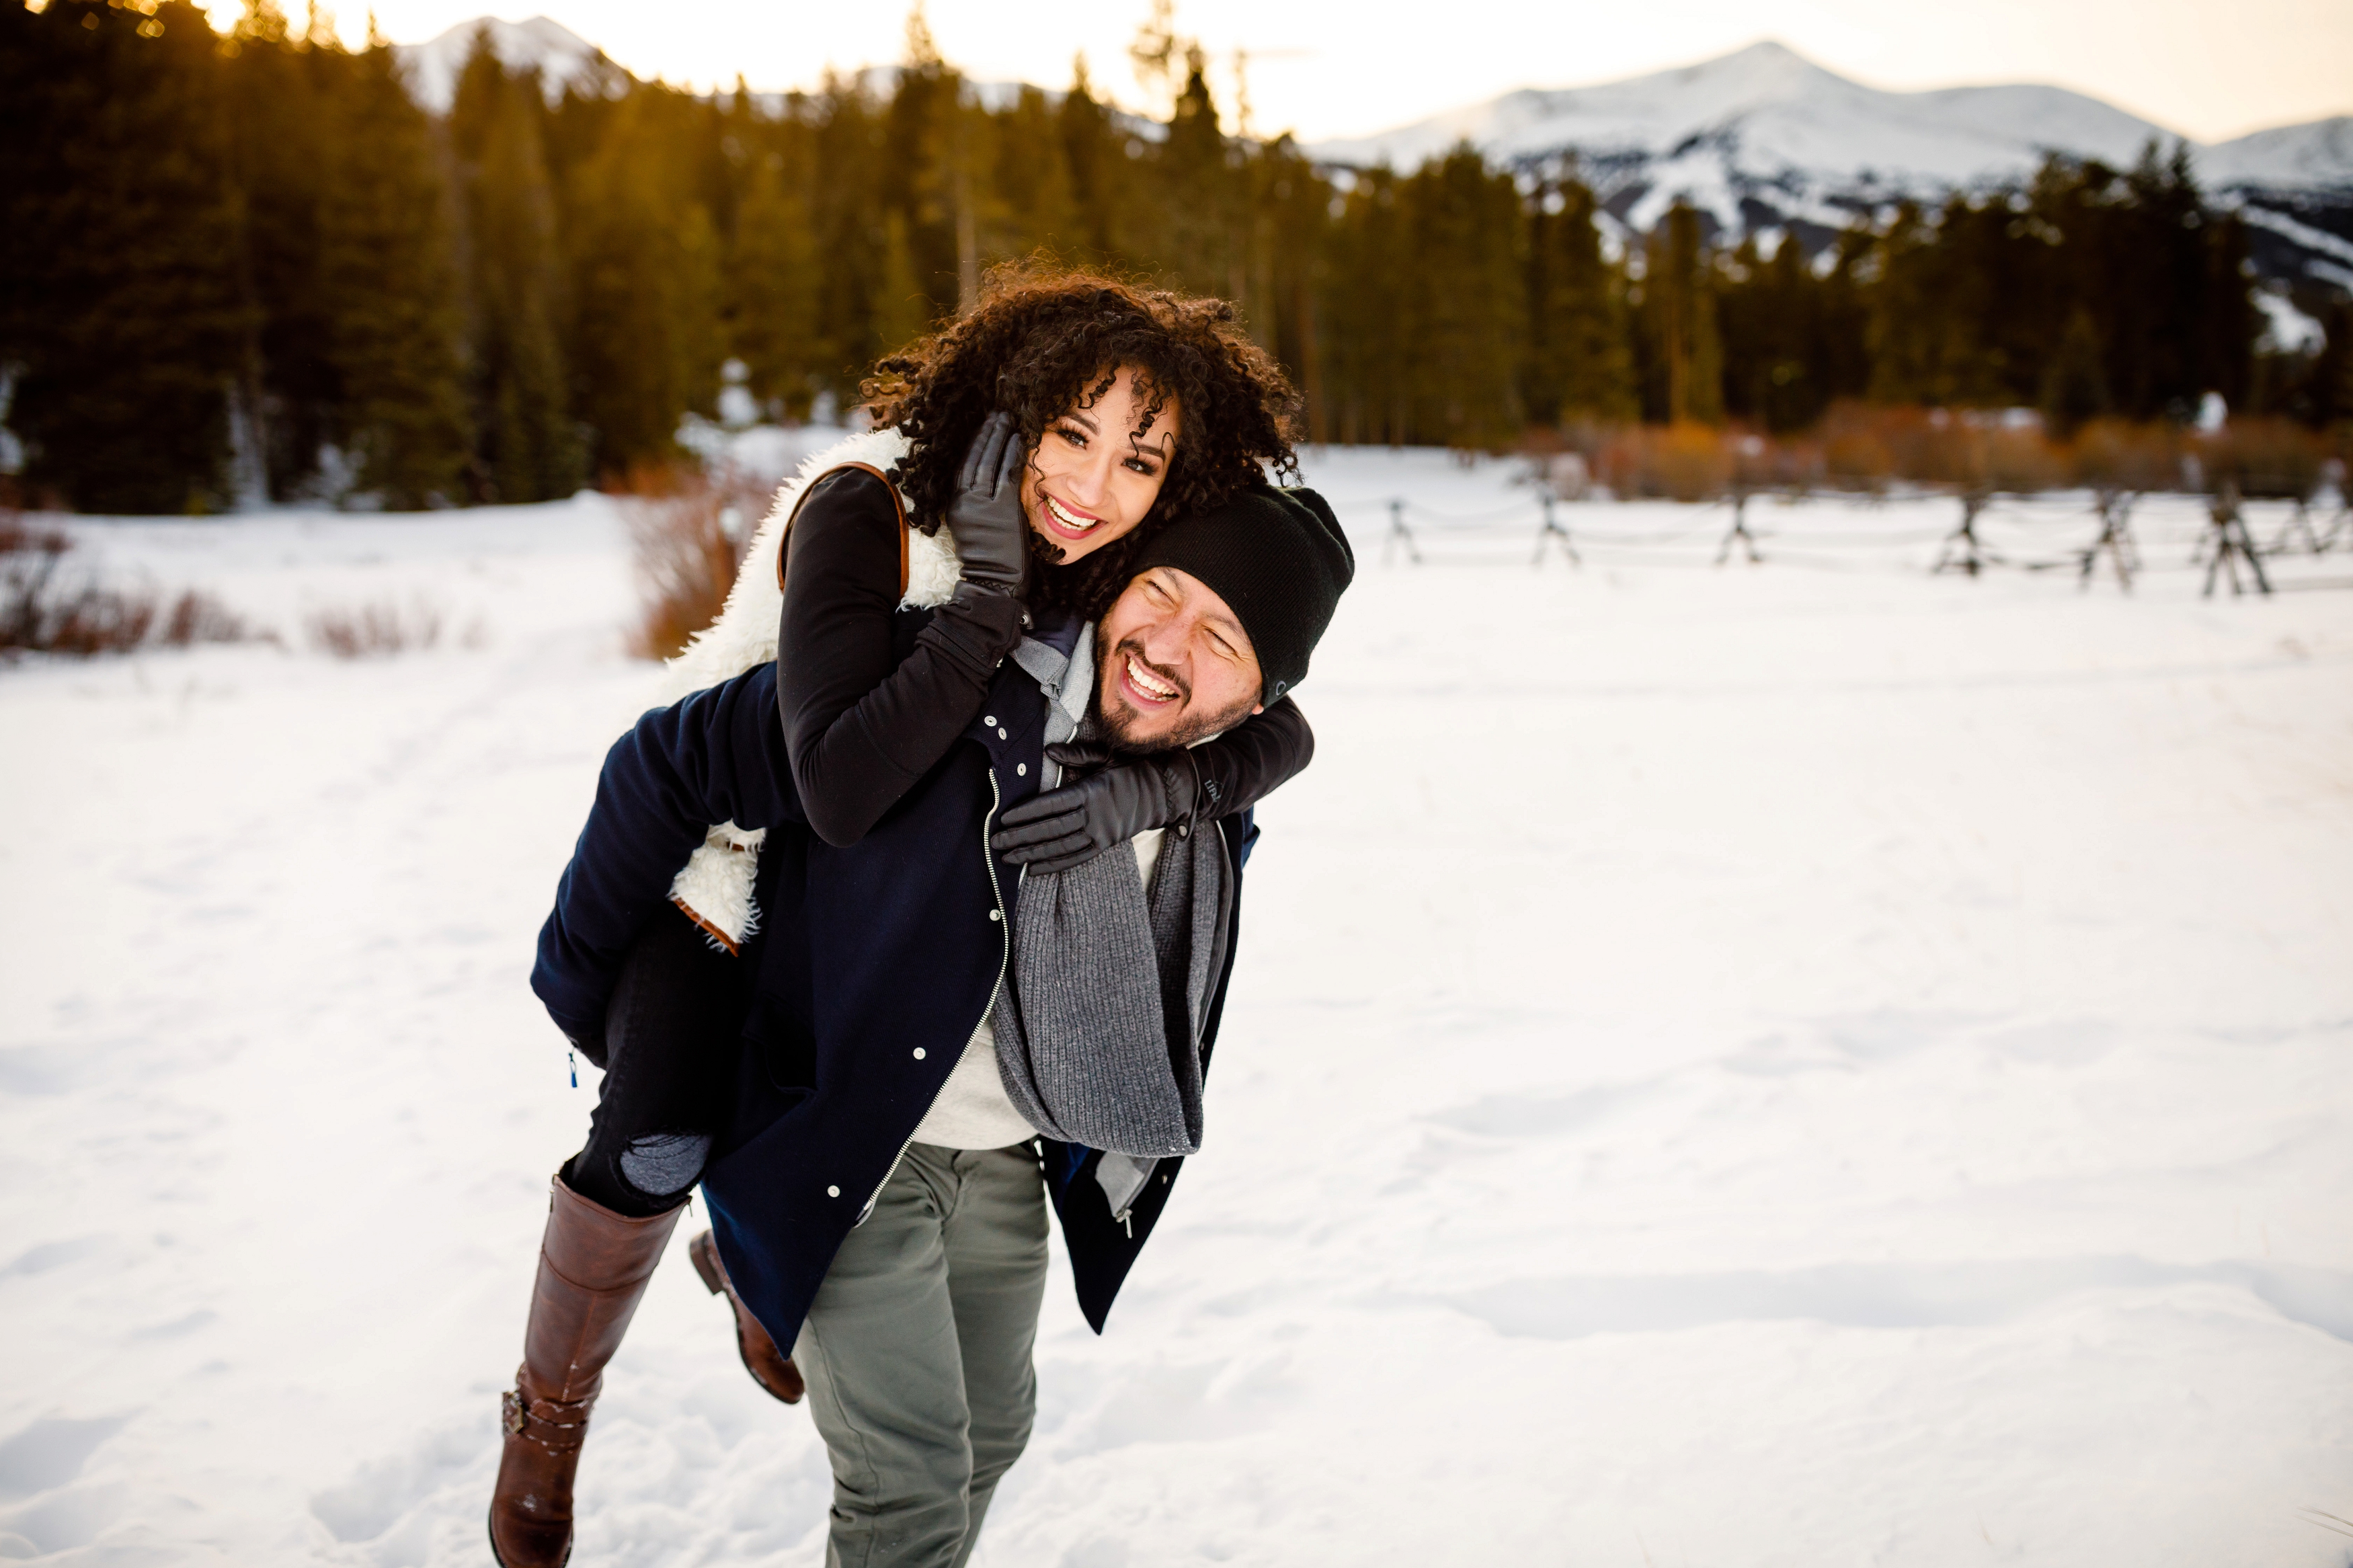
xmin=855 ymin=766 xmax=1012 ymax=1225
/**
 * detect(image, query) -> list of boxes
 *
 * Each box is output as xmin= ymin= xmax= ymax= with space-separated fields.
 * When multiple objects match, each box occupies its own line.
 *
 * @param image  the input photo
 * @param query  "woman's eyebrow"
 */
xmin=1064 ymin=409 xmax=1101 ymax=434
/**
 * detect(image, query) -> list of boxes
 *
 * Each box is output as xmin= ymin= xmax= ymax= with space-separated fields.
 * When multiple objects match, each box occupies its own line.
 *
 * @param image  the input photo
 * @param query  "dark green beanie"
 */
xmin=1131 ymin=485 xmax=1354 ymax=702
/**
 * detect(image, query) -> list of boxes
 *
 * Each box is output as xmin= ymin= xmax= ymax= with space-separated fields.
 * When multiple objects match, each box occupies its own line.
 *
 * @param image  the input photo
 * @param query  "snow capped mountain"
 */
xmin=394 ymin=15 xmax=606 ymax=113
xmin=1312 ymin=43 xmax=2169 ymax=191
xmin=1308 ymin=41 xmax=2352 ymax=290
xmin=2200 ymin=115 xmax=2353 ymax=189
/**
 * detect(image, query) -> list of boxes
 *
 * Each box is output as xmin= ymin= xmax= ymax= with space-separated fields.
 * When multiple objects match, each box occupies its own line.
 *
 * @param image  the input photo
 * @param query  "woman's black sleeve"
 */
xmin=777 ymin=469 xmax=1026 ymax=846
xmin=1187 ymin=696 xmax=1314 ymax=819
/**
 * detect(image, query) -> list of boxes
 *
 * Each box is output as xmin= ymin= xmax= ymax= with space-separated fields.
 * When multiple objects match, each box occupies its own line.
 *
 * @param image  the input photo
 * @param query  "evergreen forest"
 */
xmin=3 ymin=0 xmax=2348 ymax=514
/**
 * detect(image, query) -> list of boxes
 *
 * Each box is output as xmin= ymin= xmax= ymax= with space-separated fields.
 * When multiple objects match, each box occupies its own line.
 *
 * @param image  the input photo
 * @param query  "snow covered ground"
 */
xmin=3 ymin=445 xmax=2350 ymax=1566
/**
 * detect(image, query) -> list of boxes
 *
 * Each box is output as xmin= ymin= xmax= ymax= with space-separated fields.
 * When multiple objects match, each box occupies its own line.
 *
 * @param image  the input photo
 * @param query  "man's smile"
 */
xmin=1119 ymin=651 xmax=1182 ymax=708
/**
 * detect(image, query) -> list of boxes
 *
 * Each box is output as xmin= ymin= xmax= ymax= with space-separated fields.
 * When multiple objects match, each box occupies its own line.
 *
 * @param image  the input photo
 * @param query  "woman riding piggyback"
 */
xmin=493 ymin=267 xmax=1330 ymax=1568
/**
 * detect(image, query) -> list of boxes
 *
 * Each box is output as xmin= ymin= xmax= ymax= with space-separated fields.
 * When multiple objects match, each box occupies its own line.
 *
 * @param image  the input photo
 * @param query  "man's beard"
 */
xmin=1094 ymin=636 xmax=1256 ymax=752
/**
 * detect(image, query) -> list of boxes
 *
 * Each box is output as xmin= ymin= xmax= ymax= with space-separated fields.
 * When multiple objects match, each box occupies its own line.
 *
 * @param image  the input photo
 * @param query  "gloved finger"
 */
xmin=994 ymin=819 xmax=1097 ymax=860
xmin=1044 ymin=739 xmax=1117 ymax=769
xmin=1019 ymin=839 xmax=1118 ymax=875
xmin=990 ymin=810 xmax=1091 ymax=854
xmin=992 ymin=417 xmax=1028 ymax=499
xmin=977 ymin=412 xmax=1016 ymax=498
xmin=958 ymin=417 xmax=988 ymax=493
xmin=960 ymin=411 xmax=1008 ymax=495
xmin=993 ymin=786 xmax=1091 ymax=829
xmin=1000 ymin=829 xmax=1110 ymax=871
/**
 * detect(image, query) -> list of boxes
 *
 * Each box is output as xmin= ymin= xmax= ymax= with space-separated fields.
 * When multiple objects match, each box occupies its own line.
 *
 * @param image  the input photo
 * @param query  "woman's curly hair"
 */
xmin=861 ymin=263 xmax=1304 ymax=620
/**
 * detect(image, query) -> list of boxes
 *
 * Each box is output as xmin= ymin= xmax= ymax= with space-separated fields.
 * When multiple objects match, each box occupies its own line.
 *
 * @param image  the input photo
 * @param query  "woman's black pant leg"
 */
xmin=562 ymin=905 xmax=750 ymax=1218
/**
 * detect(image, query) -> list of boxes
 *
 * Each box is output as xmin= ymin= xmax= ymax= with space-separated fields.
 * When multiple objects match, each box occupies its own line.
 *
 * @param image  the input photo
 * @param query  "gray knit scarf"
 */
xmin=992 ymin=626 xmax=1226 ymax=1159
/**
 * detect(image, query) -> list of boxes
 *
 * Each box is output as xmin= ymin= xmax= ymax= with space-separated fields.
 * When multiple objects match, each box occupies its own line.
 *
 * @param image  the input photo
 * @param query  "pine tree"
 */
xmin=801 ymin=73 xmax=889 ymax=405
xmin=1402 ymin=146 xmax=1525 ymax=448
xmin=451 ymin=36 xmax=581 ymax=501
xmin=1249 ymin=136 xmax=1334 ymax=438
xmin=729 ymin=134 xmax=826 ymax=421
xmin=2195 ymin=206 xmax=2260 ymax=416
xmin=1151 ymin=51 xmax=1240 ymax=302
xmin=1322 ymin=168 xmax=1412 ymax=444
xmin=1524 ymin=174 xmax=1635 ymax=425
xmin=994 ymin=85 xmax=1078 ymax=260
xmin=2041 ymin=308 xmax=2111 ymax=437
xmin=879 ymin=9 xmax=964 ymax=319
xmin=1056 ymin=55 xmax=1129 ymax=264
xmin=565 ymin=86 xmax=725 ymax=474
xmin=873 ymin=210 xmax=934 ymax=358
xmin=221 ymin=0 xmax=331 ymax=498
xmin=315 ymin=34 xmax=471 ymax=506
xmin=1637 ymin=204 xmax=1722 ymax=425
xmin=3 ymin=0 xmax=247 ymax=512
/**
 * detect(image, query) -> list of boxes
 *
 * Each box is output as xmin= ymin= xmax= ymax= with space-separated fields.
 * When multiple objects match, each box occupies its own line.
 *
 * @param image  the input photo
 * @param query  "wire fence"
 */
xmin=1332 ymin=485 xmax=2353 ymax=594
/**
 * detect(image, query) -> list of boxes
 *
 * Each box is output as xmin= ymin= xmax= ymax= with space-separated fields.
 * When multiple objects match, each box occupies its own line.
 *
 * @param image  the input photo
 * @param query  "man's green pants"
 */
xmin=793 ymin=1141 xmax=1049 ymax=1568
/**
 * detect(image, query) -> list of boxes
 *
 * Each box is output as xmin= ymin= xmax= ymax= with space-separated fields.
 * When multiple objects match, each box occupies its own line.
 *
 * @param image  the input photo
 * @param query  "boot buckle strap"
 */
xmin=503 ymin=1387 xmax=590 ymax=1444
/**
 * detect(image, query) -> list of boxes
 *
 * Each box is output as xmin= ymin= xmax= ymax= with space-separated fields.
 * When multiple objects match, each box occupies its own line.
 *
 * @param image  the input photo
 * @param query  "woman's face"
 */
xmin=1023 ymin=366 xmax=1181 ymax=564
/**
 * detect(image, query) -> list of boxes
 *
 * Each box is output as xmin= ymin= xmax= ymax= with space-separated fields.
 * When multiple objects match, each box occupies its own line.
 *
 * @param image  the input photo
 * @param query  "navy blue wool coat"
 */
xmin=533 ymin=641 xmax=1254 ymax=1351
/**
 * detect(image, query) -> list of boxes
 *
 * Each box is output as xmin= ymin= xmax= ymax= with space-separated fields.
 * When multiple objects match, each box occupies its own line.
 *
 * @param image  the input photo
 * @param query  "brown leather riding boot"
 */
xmin=487 ymin=1175 xmax=683 ymax=1568
xmin=687 ymin=1228 xmax=805 ymax=1403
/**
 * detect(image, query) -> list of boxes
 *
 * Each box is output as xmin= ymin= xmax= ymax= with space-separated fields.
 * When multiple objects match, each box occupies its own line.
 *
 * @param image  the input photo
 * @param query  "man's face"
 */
xmin=1094 ymin=567 xmax=1263 ymax=751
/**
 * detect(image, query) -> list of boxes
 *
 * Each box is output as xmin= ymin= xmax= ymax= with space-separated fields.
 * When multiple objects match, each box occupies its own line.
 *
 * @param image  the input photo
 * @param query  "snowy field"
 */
xmin=3 ymin=444 xmax=2351 ymax=1567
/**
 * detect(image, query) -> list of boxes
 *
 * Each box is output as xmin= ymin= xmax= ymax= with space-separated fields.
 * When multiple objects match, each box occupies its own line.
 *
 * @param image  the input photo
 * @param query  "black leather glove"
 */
xmin=948 ymin=411 xmax=1030 ymax=600
xmin=990 ymin=740 xmax=1203 ymax=874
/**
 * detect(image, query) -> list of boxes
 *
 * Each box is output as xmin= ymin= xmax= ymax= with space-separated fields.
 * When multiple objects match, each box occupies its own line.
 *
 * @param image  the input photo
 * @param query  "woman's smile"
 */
xmin=1037 ymin=490 xmax=1109 ymax=540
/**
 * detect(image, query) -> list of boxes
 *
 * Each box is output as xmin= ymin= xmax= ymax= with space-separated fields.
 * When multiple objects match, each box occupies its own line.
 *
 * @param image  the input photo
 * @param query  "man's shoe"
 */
xmin=488 ymin=1176 xmax=683 ymax=1567
xmin=688 ymin=1227 xmax=805 ymax=1403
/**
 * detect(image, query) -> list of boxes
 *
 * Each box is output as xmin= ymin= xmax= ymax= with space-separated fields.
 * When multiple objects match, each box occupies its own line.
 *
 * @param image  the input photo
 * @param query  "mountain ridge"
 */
xmin=391 ymin=23 xmax=2351 ymax=293
xmin=1303 ymin=41 xmax=2351 ymax=292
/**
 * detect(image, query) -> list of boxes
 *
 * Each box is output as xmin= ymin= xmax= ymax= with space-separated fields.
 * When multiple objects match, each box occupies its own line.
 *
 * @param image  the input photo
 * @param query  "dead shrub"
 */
xmin=39 ymin=586 xmax=157 ymax=653
xmin=2198 ymin=418 xmax=2327 ymax=500
xmin=1730 ymin=432 xmax=1819 ymax=493
xmin=3 ymin=514 xmax=262 ymax=655
xmin=616 ymin=460 xmax=771 ymax=661
xmin=158 ymin=589 xmax=255 ymax=647
xmin=307 ymin=598 xmax=442 ymax=658
xmin=1979 ymin=427 xmax=2071 ymax=493
xmin=2073 ymin=419 xmax=2183 ymax=494
xmin=1547 ymin=407 xmax=2218 ymax=499
xmin=1819 ymin=405 xmax=1899 ymax=491
xmin=1592 ymin=423 xmax=1735 ymax=501
xmin=1 ymin=513 xmax=74 ymax=649
xmin=1812 ymin=403 xmax=2081 ymax=493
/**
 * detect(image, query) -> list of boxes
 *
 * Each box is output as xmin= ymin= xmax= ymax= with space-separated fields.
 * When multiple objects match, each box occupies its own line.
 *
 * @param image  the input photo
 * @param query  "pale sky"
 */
xmin=266 ymin=0 xmax=2349 ymax=145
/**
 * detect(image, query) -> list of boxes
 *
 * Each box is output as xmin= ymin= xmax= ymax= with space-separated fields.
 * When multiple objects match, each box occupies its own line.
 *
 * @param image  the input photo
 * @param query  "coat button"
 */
xmin=1016 ymin=763 xmax=1027 ymax=776
xmin=997 ymin=727 xmax=1008 ymax=739
xmin=913 ymin=1047 xmax=926 ymax=1059
xmin=988 ymin=909 xmax=1002 ymax=921
xmin=984 ymin=715 xmax=996 ymax=727
xmin=826 ymin=1185 xmax=840 ymax=1198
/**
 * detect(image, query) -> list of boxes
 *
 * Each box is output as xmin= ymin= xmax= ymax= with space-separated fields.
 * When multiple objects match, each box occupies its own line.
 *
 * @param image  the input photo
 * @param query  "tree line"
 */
xmin=3 ymin=0 xmax=2346 ymax=513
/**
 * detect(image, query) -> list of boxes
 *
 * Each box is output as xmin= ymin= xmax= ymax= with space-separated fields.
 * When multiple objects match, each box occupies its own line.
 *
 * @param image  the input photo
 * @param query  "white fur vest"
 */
xmin=660 ymin=427 xmax=963 ymax=951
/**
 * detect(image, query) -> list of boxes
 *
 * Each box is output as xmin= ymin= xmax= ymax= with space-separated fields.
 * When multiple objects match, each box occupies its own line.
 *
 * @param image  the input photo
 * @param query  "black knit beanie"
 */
xmin=1131 ymin=485 xmax=1354 ymax=702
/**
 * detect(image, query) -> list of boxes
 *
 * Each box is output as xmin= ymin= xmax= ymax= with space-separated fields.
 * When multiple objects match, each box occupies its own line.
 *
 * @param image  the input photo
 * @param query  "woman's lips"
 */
xmin=1036 ymin=491 xmax=1107 ymax=542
